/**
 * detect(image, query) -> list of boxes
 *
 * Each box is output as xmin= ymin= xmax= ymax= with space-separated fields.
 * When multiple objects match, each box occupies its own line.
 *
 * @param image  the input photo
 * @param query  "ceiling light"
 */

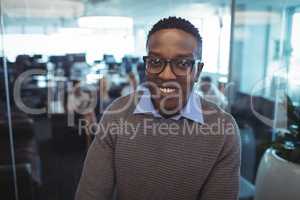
xmin=57 ymin=28 xmax=93 ymax=35
xmin=78 ymin=16 xmax=133 ymax=29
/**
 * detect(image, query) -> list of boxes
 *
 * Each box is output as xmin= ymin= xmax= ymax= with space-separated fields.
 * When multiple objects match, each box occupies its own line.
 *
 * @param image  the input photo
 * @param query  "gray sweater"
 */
xmin=75 ymin=92 xmax=241 ymax=200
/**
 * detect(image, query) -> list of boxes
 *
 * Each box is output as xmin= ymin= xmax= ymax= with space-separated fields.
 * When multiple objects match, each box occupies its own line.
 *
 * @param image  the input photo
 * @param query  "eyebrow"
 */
xmin=148 ymin=51 xmax=194 ymax=58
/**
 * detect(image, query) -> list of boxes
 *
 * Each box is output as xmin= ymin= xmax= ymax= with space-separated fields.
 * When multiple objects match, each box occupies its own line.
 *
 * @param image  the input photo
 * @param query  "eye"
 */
xmin=149 ymin=57 xmax=162 ymax=66
xmin=176 ymin=59 xmax=193 ymax=68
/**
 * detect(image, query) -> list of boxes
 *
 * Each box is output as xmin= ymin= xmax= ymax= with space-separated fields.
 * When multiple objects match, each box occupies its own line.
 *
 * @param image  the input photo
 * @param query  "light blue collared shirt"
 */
xmin=133 ymin=87 xmax=204 ymax=124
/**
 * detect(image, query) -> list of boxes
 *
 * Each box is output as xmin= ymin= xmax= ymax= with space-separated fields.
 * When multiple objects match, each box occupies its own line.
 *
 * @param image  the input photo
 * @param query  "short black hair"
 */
xmin=146 ymin=16 xmax=202 ymax=60
xmin=201 ymin=76 xmax=212 ymax=82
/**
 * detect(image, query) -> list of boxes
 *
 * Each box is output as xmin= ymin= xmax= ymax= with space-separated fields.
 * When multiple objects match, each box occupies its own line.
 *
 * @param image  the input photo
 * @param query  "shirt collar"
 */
xmin=133 ymin=86 xmax=204 ymax=124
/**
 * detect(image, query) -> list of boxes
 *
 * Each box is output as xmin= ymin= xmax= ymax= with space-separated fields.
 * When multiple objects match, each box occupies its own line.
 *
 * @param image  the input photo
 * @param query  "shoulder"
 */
xmin=94 ymin=92 xmax=141 ymax=143
xmin=200 ymin=97 xmax=234 ymax=122
xmin=200 ymin=96 xmax=240 ymax=144
xmin=101 ymin=92 xmax=142 ymax=121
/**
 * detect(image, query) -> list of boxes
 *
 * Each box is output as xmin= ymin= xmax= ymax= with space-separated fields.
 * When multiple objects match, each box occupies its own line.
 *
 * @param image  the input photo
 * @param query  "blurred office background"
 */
xmin=1 ymin=0 xmax=300 ymax=200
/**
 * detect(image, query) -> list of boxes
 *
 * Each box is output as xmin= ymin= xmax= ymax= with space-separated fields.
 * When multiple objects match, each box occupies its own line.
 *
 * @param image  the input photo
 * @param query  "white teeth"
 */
xmin=159 ymin=87 xmax=175 ymax=93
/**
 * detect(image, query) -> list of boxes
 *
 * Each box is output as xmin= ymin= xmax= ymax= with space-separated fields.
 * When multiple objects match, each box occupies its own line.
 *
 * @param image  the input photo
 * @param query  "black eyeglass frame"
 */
xmin=143 ymin=55 xmax=201 ymax=76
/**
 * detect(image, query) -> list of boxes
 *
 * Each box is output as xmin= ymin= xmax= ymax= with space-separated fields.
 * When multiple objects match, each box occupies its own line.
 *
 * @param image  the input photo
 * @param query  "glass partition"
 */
xmin=288 ymin=10 xmax=300 ymax=105
xmin=1 ymin=1 xmax=19 ymax=199
xmin=4 ymin=0 xmax=300 ymax=199
xmin=230 ymin=0 xmax=300 ymax=186
xmin=1 ymin=1 xmax=233 ymax=200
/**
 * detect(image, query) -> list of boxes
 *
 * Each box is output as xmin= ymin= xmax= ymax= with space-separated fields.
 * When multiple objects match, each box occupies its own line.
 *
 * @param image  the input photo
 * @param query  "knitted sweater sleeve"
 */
xmin=75 ymin=111 xmax=116 ymax=200
xmin=198 ymin=113 xmax=241 ymax=200
xmin=75 ymin=94 xmax=136 ymax=200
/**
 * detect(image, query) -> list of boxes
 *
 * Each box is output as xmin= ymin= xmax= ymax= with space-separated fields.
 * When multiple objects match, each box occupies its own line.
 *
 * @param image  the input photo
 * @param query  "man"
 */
xmin=199 ymin=76 xmax=228 ymax=109
xmin=76 ymin=16 xmax=240 ymax=200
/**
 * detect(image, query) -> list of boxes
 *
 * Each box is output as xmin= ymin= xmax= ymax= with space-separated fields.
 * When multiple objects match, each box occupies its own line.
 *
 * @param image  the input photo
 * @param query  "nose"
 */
xmin=158 ymin=62 xmax=176 ymax=80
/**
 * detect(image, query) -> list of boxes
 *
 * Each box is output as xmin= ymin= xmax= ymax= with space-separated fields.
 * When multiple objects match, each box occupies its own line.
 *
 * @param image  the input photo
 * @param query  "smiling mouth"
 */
xmin=159 ymin=87 xmax=176 ymax=94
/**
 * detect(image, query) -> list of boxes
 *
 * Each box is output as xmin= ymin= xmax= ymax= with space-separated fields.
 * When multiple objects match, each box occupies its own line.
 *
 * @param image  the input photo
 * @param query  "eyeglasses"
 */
xmin=143 ymin=56 xmax=200 ymax=76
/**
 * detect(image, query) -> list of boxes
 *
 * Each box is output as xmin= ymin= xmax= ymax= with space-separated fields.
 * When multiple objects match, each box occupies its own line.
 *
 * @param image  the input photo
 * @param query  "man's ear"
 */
xmin=194 ymin=62 xmax=204 ymax=82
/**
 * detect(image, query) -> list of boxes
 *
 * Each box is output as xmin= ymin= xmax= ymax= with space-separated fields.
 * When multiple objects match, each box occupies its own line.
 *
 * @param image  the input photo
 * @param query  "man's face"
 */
xmin=200 ymin=81 xmax=211 ymax=93
xmin=146 ymin=28 xmax=203 ymax=117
